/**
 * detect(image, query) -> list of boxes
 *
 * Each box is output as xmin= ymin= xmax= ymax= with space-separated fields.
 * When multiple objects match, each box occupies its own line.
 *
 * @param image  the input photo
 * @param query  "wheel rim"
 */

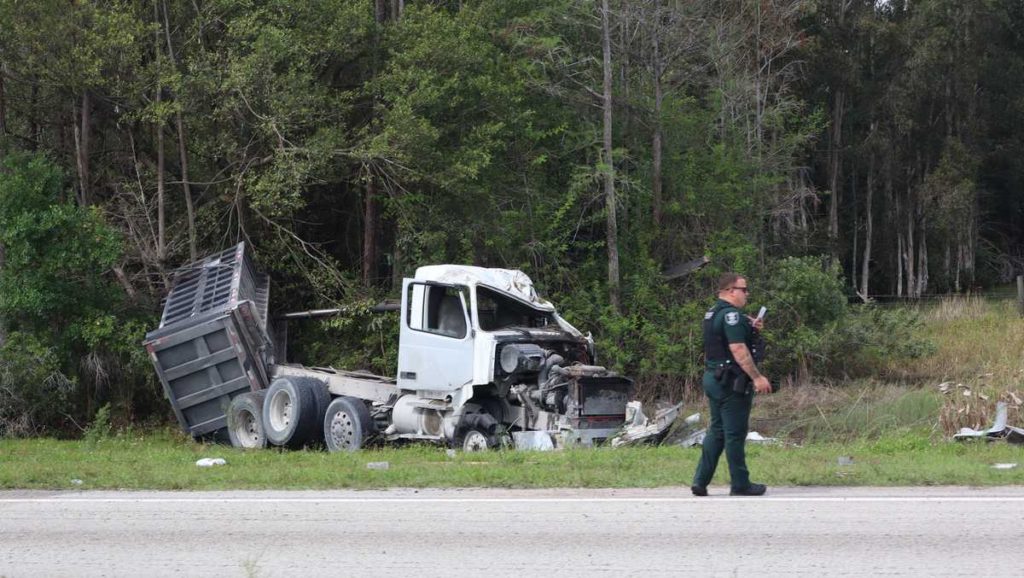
xmin=328 ymin=409 xmax=356 ymax=449
xmin=269 ymin=389 xmax=293 ymax=432
xmin=462 ymin=430 xmax=489 ymax=452
xmin=231 ymin=409 xmax=261 ymax=447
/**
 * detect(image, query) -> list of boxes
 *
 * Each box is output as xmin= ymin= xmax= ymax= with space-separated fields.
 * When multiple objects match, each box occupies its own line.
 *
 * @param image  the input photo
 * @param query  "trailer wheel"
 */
xmin=454 ymin=412 xmax=499 ymax=452
xmin=263 ymin=377 xmax=318 ymax=448
xmin=323 ymin=396 xmax=374 ymax=452
xmin=227 ymin=390 xmax=268 ymax=449
xmin=292 ymin=377 xmax=331 ymax=447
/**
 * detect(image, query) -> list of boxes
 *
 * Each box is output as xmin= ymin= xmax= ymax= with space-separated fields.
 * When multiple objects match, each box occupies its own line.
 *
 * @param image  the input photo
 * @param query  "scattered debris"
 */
xmin=445 ymin=449 xmax=457 ymax=458
xmin=610 ymin=401 xmax=682 ymax=447
xmin=70 ymin=479 xmax=84 ymax=486
xmin=678 ymin=429 xmax=707 ymax=448
xmin=746 ymin=431 xmax=778 ymax=444
xmin=512 ymin=431 xmax=555 ymax=451
xmin=991 ymin=463 xmax=1018 ymax=470
xmin=837 ymin=456 xmax=854 ymax=466
xmin=366 ymin=461 xmax=389 ymax=470
xmin=953 ymin=402 xmax=1024 ymax=444
xmin=195 ymin=458 xmax=227 ymax=467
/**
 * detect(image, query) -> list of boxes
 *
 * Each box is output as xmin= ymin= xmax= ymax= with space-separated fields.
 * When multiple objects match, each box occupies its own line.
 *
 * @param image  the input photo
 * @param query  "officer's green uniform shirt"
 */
xmin=705 ymin=299 xmax=752 ymax=367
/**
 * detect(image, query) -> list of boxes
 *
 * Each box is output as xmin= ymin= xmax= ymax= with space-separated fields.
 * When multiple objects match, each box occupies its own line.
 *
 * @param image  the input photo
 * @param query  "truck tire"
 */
xmin=263 ymin=377 xmax=318 ymax=448
xmin=323 ymin=396 xmax=374 ymax=452
xmin=227 ymin=390 xmax=268 ymax=449
xmin=454 ymin=412 xmax=499 ymax=452
xmin=290 ymin=376 xmax=331 ymax=447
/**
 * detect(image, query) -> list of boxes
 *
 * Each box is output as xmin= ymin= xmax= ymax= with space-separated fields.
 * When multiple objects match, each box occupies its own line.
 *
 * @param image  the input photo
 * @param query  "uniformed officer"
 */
xmin=691 ymin=273 xmax=771 ymax=497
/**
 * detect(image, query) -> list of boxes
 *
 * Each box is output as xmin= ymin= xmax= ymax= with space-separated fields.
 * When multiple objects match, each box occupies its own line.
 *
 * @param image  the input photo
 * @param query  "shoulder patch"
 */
xmin=725 ymin=311 xmax=740 ymax=326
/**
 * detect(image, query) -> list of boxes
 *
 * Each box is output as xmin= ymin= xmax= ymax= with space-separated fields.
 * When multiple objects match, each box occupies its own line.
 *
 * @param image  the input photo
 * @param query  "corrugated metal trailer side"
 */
xmin=144 ymin=301 xmax=270 ymax=437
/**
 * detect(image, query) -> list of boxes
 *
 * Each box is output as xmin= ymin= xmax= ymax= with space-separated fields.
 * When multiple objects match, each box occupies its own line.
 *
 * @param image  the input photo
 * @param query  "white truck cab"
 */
xmin=393 ymin=265 xmax=630 ymax=449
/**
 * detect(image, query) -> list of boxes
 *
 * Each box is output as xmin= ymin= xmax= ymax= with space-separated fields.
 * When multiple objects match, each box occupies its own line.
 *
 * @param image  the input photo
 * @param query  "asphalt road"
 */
xmin=2 ymin=486 xmax=1023 ymax=577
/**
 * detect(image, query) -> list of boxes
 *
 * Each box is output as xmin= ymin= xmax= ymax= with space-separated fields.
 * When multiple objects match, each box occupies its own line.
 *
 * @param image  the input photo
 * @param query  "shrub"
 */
xmin=0 ymin=332 xmax=74 ymax=437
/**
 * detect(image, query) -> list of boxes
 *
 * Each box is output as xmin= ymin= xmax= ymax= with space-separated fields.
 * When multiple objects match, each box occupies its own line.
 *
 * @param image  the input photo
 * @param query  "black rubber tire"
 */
xmin=262 ymin=377 xmax=318 ymax=448
xmin=323 ymin=396 xmax=374 ymax=452
xmin=453 ymin=411 xmax=499 ymax=452
xmin=292 ymin=377 xmax=331 ymax=447
xmin=227 ymin=390 xmax=268 ymax=449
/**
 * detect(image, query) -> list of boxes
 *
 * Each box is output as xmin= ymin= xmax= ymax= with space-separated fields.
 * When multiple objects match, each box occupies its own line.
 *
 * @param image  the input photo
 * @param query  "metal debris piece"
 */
xmin=678 ymin=429 xmax=707 ymax=448
xmin=991 ymin=463 xmax=1018 ymax=470
xmin=366 ymin=461 xmax=389 ymax=470
xmin=70 ymin=479 xmax=84 ymax=486
xmin=195 ymin=458 xmax=227 ymax=467
xmin=610 ymin=401 xmax=682 ymax=447
xmin=953 ymin=402 xmax=1024 ymax=444
xmin=746 ymin=431 xmax=778 ymax=444
xmin=512 ymin=431 xmax=555 ymax=451
xmin=837 ymin=456 xmax=854 ymax=466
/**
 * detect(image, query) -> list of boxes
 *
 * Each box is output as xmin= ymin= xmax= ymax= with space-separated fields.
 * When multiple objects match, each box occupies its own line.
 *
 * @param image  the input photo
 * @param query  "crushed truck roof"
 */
xmin=413 ymin=265 xmax=555 ymax=311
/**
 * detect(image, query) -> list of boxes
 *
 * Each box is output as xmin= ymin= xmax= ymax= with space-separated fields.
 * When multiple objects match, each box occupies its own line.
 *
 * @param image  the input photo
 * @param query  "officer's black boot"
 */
xmin=729 ymin=483 xmax=767 ymax=496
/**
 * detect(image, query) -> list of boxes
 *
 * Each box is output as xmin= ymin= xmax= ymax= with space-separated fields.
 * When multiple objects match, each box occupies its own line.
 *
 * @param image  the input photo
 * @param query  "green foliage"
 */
xmin=757 ymin=256 xmax=934 ymax=381
xmin=0 ymin=153 xmax=121 ymax=329
xmin=0 ymin=153 xmax=128 ymax=434
xmin=0 ymin=332 xmax=72 ymax=437
xmin=83 ymin=404 xmax=113 ymax=445
xmin=288 ymin=300 xmax=400 ymax=377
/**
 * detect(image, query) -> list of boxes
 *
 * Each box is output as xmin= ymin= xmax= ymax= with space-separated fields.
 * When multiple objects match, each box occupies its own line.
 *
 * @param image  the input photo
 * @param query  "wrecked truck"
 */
xmin=144 ymin=243 xmax=668 ymax=452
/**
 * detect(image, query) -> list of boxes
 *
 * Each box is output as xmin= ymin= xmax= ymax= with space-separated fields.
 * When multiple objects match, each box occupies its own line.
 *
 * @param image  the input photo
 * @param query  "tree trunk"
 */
xmin=896 ymin=230 xmax=903 ymax=298
xmin=859 ymin=166 xmax=873 ymax=302
xmin=155 ymin=0 xmax=166 ymax=265
xmin=29 ymin=81 xmax=39 ymax=150
xmin=163 ymin=0 xmax=197 ymax=262
xmin=601 ymin=0 xmax=621 ymax=314
xmin=0 ymin=63 xmax=7 ymax=137
xmin=362 ymin=176 xmax=379 ymax=287
xmin=917 ymin=207 xmax=928 ymax=296
xmin=828 ymin=89 xmax=844 ymax=245
xmin=904 ymin=199 xmax=915 ymax=298
xmin=364 ymin=0 xmax=388 ymax=287
xmin=74 ymin=92 xmax=91 ymax=206
xmin=0 ymin=241 xmax=5 ymax=349
xmin=651 ymin=0 xmax=663 ymax=234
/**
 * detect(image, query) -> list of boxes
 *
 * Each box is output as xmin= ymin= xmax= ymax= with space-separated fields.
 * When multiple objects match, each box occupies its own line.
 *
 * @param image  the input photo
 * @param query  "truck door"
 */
xmin=398 ymin=280 xmax=475 ymax=392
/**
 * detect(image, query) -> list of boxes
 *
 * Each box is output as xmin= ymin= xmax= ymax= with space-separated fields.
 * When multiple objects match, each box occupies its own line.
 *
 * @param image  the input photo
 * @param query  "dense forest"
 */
xmin=0 ymin=0 xmax=1021 ymax=434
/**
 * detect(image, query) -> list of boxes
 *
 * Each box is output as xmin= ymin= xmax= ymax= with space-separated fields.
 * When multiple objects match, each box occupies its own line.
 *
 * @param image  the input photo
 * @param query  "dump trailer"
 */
xmin=145 ymin=243 xmax=665 ymax=452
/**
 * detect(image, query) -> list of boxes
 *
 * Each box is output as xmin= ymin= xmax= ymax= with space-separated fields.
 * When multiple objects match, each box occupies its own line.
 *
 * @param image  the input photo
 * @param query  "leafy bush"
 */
xmin=0 ymin=152 xmax=129 ymax=434
xmin=0 ymin=332 xmax=74 ymax=437
xmin=757 ymin=256 xmax=933 ymax=382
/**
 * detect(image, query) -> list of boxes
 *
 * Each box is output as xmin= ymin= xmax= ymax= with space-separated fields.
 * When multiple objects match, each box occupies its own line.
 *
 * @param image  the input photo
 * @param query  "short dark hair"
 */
xmin=717 ymin=272 xmax=744 ymax=292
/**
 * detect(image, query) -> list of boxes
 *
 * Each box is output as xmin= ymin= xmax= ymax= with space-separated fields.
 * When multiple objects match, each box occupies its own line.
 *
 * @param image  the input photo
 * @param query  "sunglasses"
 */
xmin=731 ymin=286 xmax=749 ymax=293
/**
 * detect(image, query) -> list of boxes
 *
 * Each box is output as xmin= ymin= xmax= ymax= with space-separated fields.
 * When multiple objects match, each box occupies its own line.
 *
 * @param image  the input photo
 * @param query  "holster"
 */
xmin=731 ymin=370 xmax=752 ymax=395
xmin=716 ymin=363 xmax=751 ymax=395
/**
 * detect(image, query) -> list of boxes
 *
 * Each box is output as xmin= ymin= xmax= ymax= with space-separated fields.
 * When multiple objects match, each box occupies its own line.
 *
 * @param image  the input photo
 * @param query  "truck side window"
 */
xmin=406 ymin=284 xmax=468 ymax=339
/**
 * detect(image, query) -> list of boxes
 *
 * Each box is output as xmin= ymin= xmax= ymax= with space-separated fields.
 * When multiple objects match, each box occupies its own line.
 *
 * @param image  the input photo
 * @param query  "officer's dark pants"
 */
xmin=692 ymin=369 xmax=753 ymax=490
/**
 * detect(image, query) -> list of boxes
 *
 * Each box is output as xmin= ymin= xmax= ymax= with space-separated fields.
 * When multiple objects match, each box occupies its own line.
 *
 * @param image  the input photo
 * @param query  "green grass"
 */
xmin=1 ymin=428 xmax=1022 ymax=490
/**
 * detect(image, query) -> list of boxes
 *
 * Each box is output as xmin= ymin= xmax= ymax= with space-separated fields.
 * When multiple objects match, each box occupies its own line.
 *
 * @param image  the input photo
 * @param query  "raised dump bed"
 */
xmin=143 ymin=243 xmax=274 ymax=437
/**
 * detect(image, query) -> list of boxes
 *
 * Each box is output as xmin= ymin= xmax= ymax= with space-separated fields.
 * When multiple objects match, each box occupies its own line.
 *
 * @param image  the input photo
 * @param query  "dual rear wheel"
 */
xmin=225 ymin=377 xmax=373 ymax=451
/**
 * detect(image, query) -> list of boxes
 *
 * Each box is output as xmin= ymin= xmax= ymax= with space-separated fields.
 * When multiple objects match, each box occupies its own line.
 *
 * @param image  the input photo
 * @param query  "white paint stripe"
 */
xmin=2 ymin=496 xmax=1024 ymax=504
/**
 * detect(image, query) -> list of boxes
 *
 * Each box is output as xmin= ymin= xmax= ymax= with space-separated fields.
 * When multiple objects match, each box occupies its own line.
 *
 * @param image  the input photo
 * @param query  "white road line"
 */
xmin=2 ymin=496 xmax=1024 ymax=504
